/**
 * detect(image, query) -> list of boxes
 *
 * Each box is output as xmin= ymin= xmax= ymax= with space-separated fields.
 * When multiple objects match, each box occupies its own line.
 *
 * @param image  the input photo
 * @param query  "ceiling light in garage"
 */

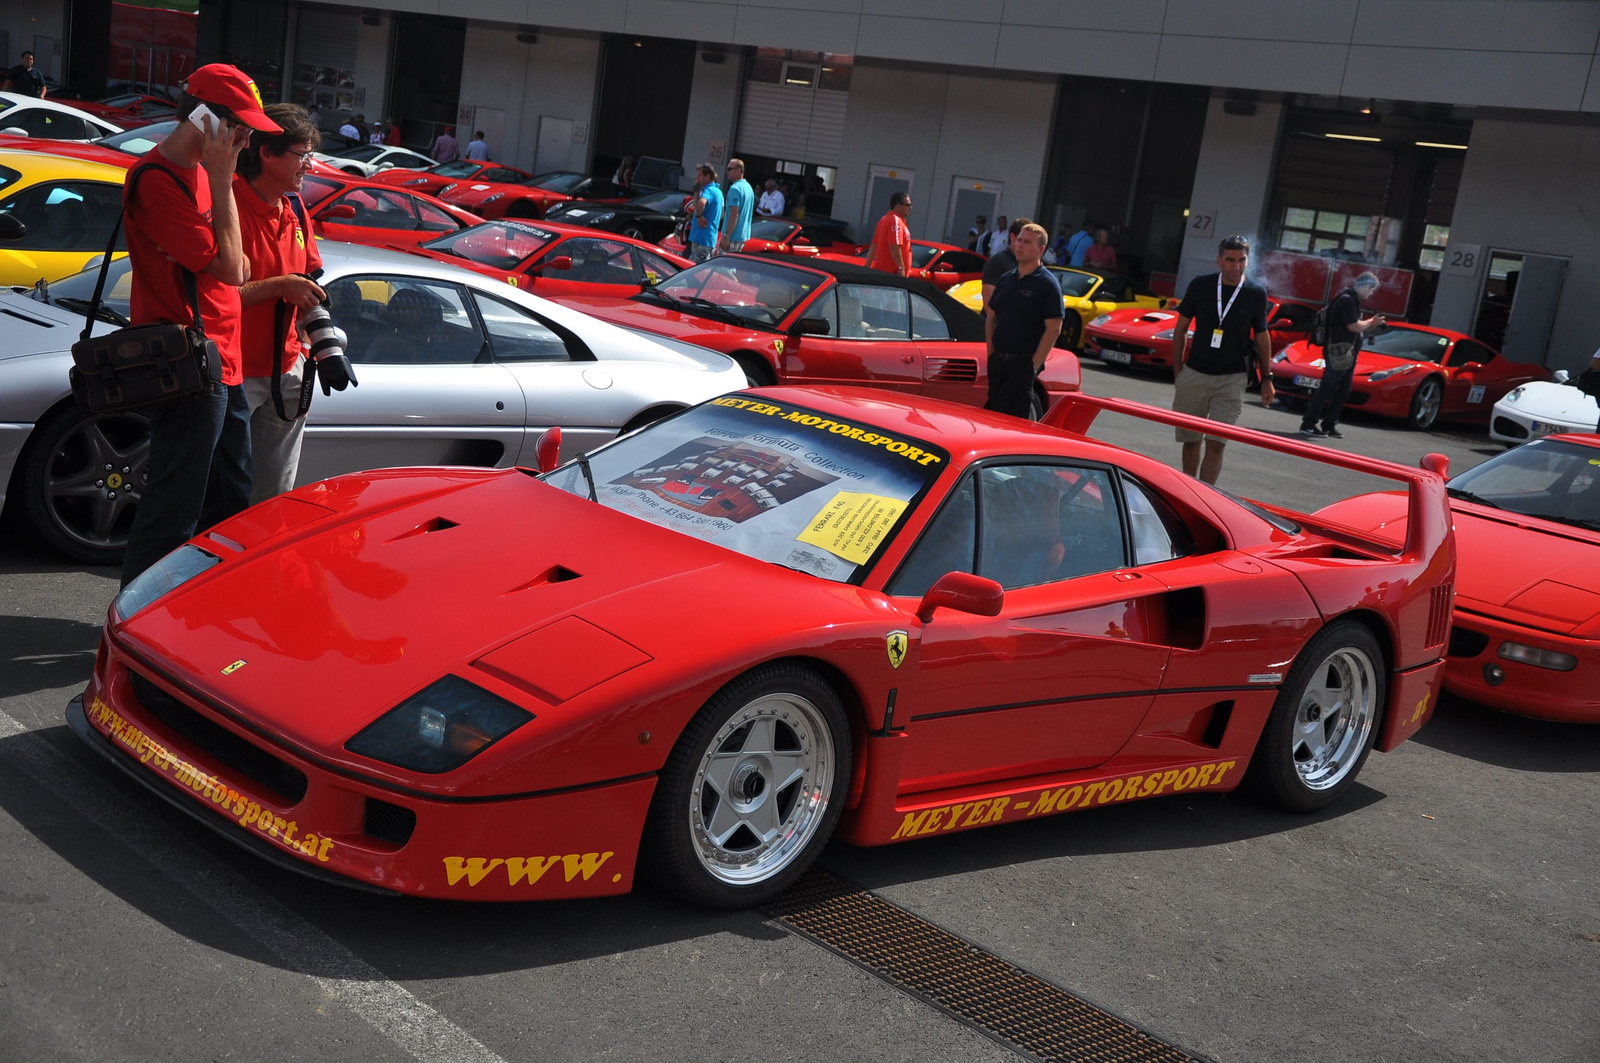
xmin=1415 ymin=141 xmax=1468 ymax=150
xmin=1325 ymin=133 xmax=1382 ymax=142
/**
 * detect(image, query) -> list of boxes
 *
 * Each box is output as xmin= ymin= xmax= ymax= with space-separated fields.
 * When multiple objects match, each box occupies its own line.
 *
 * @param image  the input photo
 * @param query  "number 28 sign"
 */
xmin=1443 ymin=242 xmax=1481 ymax=277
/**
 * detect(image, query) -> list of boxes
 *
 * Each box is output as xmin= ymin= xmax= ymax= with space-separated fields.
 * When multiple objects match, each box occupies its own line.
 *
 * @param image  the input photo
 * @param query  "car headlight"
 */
xmin=1368 ymin=364 xmax=1419 ymax=382
xmin=483 ymin=193 xmax=505 ymax=203
xmin=1504 ymin=386 xmax=1525 ymax=403
xmin=1497 ymin=642 xmax=1578 ymax=671
xmin=404 ymin=178 xmax=429 ymax=186
xmin=1090 ymin=314 xmax=1111 ymax=327
xmin=1272 ymin=351 xmax=1288 ymax=363
xmin=589 ymin=211 xmax=615 ymax=223
xmin=1153 ymin=328 xmax=1174 ymax=341
xmin=440 ymin=183 xmax=458 ymax=194
xmin=112 ymin=544 xmax=220 ymax=620
xmin=345 ymin=675 xmax=533 ymax=773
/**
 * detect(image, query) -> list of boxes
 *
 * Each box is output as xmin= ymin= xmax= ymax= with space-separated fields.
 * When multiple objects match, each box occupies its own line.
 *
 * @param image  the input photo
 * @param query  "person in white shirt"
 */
xmin=338 ymin=119 xmax=359 ymax=140
xmin=465 ymin=131 xmax=490 ymax=161
xmin=757 ymin=179 xmax=785 ymax=217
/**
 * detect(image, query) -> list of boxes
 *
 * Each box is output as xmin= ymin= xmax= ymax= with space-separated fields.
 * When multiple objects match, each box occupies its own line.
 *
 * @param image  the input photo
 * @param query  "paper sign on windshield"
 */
xmin=798 ymin=492 xmax=908 ymax=565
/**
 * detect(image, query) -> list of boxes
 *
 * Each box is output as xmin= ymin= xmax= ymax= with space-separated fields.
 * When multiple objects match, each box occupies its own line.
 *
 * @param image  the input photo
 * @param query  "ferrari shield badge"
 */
xmin=221 ymin=659 xmax=248 ymax=675
xmin=885 ymin=631 xmax=908 ymax=669
xmin=774 ymin=339 xmax=785 ymax=357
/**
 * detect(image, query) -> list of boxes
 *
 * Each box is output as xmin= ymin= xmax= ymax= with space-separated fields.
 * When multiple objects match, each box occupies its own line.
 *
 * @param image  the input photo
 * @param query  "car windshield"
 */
xmin=910 ymin=245 xmax=939 ymax=269
xmin=1364 ymin=326 xmax=1452 ymax=362
xmin=37 ymin=256 xmax=135 ymax=320
xmin=650 ymin=258 xmax=824 ymax=327
xmin=749 ymin=218 xmax=797 ymax=242
xmin=543 ymin=396 xmax=949 ymax=583
xmin=0 ymin=164 xmax=18 ymax=194
xmin=434 ymin=160 xmax=479 ymax=177
xmin=629 ymin=189 xmax=686 ymax=213
xmin=299 ymin=175 xmax=341 ymax=206
xmin=420 ymin=221 xmax=557 ymax=269
xmin=1446 ymin=438 xmax=1600 ymax=528
xmin=1047 ymin=268 xmax=1097 ymax=298
xmin=529 ymin=172 xmax=584 ymax=193
xmin=325 ymin=144 xmax=385 ymax=162
xmin=388 ymin=152 xmax=431 ymax=169
xmin=99 ymin=119 xmax=175 ymax=155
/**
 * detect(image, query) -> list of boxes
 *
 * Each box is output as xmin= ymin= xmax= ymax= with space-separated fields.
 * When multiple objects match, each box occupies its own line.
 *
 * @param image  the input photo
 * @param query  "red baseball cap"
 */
xmin=184 ymin=64 xmax=281 ymax=133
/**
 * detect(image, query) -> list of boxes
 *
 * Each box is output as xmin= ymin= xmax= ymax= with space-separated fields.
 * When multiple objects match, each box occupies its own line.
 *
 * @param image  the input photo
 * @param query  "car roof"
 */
xmin=1 ymin=91 xmax=123 ymax=126
xmin=0 ymin=147 xmax=132 ymax=178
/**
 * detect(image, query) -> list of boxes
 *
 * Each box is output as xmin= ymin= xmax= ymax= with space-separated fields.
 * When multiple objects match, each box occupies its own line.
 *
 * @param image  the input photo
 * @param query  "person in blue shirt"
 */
xmin=719 ymin=158 xmax=754 ymax=254
xmin=1066 ymin=221 xmax=1094 ymax=267
xmin=687 ymin=162 xmax=723 ymax=262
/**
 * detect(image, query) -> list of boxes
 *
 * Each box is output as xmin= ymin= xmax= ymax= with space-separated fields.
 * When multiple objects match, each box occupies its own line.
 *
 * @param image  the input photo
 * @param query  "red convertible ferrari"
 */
xmin=368 ymin=159 xmax=533 ymax=197
xmin=551 ymin=254 xmax=1080 ymax=415
xmin=69 ymin=390 xmax=1452 ymax=907
xmin=402 ymin=219 xmax=692 ymax=298
xmin=1317 ymin=435 xmax=1600 ymax=722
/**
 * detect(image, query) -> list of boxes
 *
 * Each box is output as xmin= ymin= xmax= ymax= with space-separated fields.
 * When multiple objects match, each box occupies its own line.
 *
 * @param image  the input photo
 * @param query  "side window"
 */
xmin=472 ymin=291 xmax=576 ymax=361
xmin=886 ymin=476 xmax=975 ymax=598
xmin=1448 ymin=339 xmax=1492 ymax=368
xmin=1120 ymin=477 xmax=1192 ymax=566
xmin=837 ymin=283 xmax=910 ymax=340
xmin=482 ymin=168 xmax=523 ymax=183
xmin=345 ymin=278 xmax=485 ymax=364
xmin=799 ymin=287 xmax=838 ymax=336
xmin=556 ymin=238 xmax=638 ymax=285
xmin=14 ymin=110 xmax=92 ymax=140
xmin=331 ymin=189 xmax=418 ymax=230
xmin=411 ymin=197 xmax=461 ymax=233
xmin=910 ymin=292 xmax=950 ymax=341
xmin=0 ymin=181 xmax=122 ymax=251
xmin=978 ymin=465 xmax=1125 ymax=590
xmin=638 ymin=249 xmax=683 ymax=286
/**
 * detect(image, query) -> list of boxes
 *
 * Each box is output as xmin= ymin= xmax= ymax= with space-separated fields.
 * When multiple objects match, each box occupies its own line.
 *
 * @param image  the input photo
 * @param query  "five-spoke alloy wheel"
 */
xmin=21 ymin=403 xmax=151 ymax=564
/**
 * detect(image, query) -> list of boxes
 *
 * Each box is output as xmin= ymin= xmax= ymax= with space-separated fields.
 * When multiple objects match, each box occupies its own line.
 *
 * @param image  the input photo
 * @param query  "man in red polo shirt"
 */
xmin=861 ymin=191 xmax=912 ymax=277
xmin=234 ymin=102 xmax=356 ymax=503
xmin=120 ymin=64 xmax=281 ymax=586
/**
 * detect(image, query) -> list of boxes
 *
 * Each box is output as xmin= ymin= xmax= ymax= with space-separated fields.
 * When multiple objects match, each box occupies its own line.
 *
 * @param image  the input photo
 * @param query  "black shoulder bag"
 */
xmin=68 ymin=163 xmax=223 ymax=413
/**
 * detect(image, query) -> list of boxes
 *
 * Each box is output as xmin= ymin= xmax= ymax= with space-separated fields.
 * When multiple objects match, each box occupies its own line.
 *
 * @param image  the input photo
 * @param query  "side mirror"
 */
xmin=531 ymin=255 xmax=572 ymax=273
xmin=791 ymin=316 xmax=830 ymax=337
xmin=916 ymin=571 xmax=1004 ymax=624
xmin=1420 ymin=453 xmax=1449 ymax=479
xmin=934 ymin=261 xmax=955 ymax=272
xmin=322 ymin=204 xmax=357 ymax=220
xmin=0 ymin=213 xmax=25 ymax=240
xmin=535 ymin=426 xmax=562 ymax=472
xmin=1554 ymin=369 xmax=1570 ymax=383
xmin=792 ymin=235 xmax=812 ymax=246
xmin=1459 ymin=362 xmax=1484 ymax=372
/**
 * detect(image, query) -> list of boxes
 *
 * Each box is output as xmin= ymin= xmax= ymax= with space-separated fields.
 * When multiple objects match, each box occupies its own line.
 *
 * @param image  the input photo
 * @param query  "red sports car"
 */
xmin=1317 ymin=435 xmax=1600 ymax=722
xmin=71 ymin=93 xmax=176 ymax=128
xmin=1084 ymin=299 xmax=1316 ymax=374
xmin=1271 ymin=323 xmax=1549 ymax=430
xmin=549 ymin=254 xmax=1080 ymax=413
xmin=440 ymin=171 xmax=632 ymax=221
xmin=820 ymin=240 xmax=988 ymax=287
xmin=67 ymin=389 xmax=1452 ymax=906
xmin=402 ymin=219 xmax=692 ymax=298
xmin=368 ymin=159 xmax=532 ymax=197
xmin=659 ymin=215 xmax=858 ymax=258
xmin=299 ymin=171 xmax=484 ymax=249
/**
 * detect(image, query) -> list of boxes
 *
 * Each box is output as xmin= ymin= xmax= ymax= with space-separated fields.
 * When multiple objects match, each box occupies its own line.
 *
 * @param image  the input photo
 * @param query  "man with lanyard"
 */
xmin=862 ymin=191 xmax=912 ymax=276
xmin=686 ymin=162 xmax=722 ymax=263
xmin=1169 ymin=234 xmax=1274 ymax=485
xmin=719 ymin=158 xmax=754 ymax=254
xmin=119 ymin=64 xmax=278 ymax=586
xmin=984 ymin=223 xmax=1063 ymax=419
xmin=234 ymin=102 xmax=356 ymax=504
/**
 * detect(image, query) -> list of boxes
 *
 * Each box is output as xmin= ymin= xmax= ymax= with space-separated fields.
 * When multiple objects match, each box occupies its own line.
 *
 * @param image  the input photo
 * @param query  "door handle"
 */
xmin=901 ymin=355 xmax=915 ymax=364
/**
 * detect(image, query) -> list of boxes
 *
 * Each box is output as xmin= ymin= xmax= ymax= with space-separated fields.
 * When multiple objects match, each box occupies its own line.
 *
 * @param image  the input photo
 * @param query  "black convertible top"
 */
xmin=742 ymin=252 xmax=986 ymax=342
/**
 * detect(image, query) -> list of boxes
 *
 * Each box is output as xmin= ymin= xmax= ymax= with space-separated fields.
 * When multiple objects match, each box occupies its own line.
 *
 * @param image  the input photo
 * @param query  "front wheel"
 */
xmin=620 ymin=225 xmax=646 ymax=241
xmin=641 ymin=664 xmax=849 ymax=908
xmin=1057 ymin=311 xmax=1083 ymax=351
xmin=1246 ymin=619 xmax=1385 ymax=812
xmin=20 ymin=403 xmax=151 ymax=564
xmin=1408 ymin=377 xmax=1444 ymax=430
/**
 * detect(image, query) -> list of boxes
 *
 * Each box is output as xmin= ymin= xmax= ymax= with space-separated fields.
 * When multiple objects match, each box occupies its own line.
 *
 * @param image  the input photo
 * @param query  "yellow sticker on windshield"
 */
xmin=797 ymin=491 xmax=908 ymax=565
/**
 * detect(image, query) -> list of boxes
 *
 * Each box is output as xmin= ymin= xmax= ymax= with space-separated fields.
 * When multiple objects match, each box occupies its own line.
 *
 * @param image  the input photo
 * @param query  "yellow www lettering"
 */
xmin=505 ymin=856 xmax=562 ymax=886
xmin=561 ymin=852 xmax=614 ymax=882
xmin=442 ymin=858 xmax=505 ymax=887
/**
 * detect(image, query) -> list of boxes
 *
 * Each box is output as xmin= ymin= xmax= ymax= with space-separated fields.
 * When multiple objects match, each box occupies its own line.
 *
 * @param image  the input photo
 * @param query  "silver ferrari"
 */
xmin=0 ymin=241 xmax=745 ymax=563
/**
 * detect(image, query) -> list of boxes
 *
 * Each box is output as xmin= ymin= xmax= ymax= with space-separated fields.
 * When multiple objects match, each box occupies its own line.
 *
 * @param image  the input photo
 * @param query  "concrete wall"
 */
xmin=353 ymin=13 xmax=390 ymax=128
xmin=1430 ymin=117 xmax=1600 ymax=373
xmin=681 ymin=46 xmax=743 ymax=189
xmin=1 ymin=0 xmax=67 ymax=79
xmin=831 ymin=62 xmax=1055 ymax=243
xmin=1175 ymin=93 xmax=1286 ymax=291
xmin=298 ymin=0 xmax=1600 ymax=115
xmin=457 ymin=25 xmax=600 ymax=174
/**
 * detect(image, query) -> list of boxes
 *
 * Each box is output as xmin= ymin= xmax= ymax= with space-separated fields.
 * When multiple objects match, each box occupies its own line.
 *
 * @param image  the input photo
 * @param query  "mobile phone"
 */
xmin=188 ymin=103 xmax=220 ymax=134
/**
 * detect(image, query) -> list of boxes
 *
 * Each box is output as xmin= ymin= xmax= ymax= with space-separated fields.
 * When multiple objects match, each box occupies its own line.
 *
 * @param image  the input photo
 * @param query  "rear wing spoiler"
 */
xmin=1040 ymin=392 xmax=1453 ymax=564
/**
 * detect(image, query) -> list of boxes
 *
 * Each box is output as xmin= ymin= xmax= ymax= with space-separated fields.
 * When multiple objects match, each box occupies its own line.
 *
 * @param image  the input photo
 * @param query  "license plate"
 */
xmin=1101 ymin=350 xmax=1132 ymax=364
xmin=1293 ymin=375 xmax=1321 ymax=389
xmin=1531 ymin=421 xmax=1569 ymax=436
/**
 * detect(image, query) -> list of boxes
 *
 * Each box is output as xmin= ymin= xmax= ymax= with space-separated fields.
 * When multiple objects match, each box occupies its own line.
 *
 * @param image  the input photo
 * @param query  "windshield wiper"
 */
xmin=55 ymin=298 xmax=130 ymax=327
xmin=680 ymin=296 xmax=748 ymax=325
xmin=636 ymin=286 xmax=682 ymax=307
xmin=574 ymin=454 xmax=598 ymax=502
xmin=1446 ymin=487 xmax=1502 ymax=510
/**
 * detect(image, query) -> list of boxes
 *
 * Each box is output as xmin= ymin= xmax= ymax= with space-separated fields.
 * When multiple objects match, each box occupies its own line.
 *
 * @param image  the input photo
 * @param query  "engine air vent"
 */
xmin=387 ymin=516 xmax=460 ymax=542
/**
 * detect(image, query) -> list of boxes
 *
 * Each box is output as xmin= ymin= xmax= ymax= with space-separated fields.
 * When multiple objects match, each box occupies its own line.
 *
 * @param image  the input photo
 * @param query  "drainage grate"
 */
xmin=767 ymin=868 xmax=1210 ymax=1063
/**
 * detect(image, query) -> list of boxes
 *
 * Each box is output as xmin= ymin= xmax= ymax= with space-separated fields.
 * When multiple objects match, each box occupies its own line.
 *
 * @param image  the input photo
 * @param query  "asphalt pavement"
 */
xmin=1 ymin=360 xmax=1595 ymax=1063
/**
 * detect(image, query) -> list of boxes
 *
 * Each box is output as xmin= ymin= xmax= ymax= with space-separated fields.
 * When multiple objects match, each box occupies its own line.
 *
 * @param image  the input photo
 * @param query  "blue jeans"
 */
xmin=121 ymin=383 xmax=252 ymax=586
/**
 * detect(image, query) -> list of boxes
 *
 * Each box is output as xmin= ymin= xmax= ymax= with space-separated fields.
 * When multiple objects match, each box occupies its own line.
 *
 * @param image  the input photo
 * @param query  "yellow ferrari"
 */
xmin=0 ymin=148 xmax=129 ymax=287
xmin=948 ymin=266 xmax=1167 ymax=350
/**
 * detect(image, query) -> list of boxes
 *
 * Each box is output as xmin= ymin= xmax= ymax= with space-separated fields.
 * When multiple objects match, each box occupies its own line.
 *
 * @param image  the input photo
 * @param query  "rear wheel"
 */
xmin=1246 ymin=620 xmax=1384 ymax=812
xmin=1408 ymin=377 xmax=1444 ymax=430
xmin=1057 ymin=311 xmax=1083 ymax=351
xmin=733 ymin=353 xmax=775 ymax=388
xmin=20 ymin=403 xmax=150 ymax=564
xmin=621 ymin=225 xmax=647 ymax=241
xmin=642 ymin=664 xmax=849 ymax=908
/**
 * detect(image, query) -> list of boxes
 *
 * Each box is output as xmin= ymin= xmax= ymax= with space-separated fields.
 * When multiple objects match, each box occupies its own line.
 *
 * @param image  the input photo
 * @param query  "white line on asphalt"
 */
xmin=0 ymin=705 xmax=508 ymax=1063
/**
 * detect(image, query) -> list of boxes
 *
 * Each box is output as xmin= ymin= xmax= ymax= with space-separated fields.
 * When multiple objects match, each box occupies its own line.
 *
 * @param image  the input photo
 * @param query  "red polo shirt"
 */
xmin=123 ymin=157 xmax=243 ymax=385
xmin=233 ymin=174 xmax=324 ymax=379
xmin=869 ymin=209 xmax=911 ymax=274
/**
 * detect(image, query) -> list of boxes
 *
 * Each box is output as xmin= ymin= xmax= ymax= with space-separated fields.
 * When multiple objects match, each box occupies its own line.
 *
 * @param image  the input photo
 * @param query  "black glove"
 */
xmin=317 ymin=352 xmax=359 ymax=395
xmin=1575 ymin=367 xmax=1600 ymax=399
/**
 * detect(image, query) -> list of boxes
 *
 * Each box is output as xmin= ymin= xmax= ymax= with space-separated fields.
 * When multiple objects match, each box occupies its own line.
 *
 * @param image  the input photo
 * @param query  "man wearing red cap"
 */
xmin=119 ymin=63 xmax=282 ymax=586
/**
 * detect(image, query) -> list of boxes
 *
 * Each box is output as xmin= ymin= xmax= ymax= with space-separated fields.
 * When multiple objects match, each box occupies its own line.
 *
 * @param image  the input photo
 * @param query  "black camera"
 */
xmin=300 ymin=270 xmax=357 ymax=395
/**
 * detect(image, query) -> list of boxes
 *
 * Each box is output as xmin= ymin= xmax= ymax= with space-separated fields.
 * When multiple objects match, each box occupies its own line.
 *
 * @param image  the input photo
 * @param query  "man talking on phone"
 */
xmin=119 ymin=65 xmax=282 ymax=586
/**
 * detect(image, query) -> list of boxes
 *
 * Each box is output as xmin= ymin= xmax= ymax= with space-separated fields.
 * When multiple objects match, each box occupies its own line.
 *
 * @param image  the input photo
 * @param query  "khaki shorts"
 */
xmin=1173 ymin=367 xmax=1246 ymax=443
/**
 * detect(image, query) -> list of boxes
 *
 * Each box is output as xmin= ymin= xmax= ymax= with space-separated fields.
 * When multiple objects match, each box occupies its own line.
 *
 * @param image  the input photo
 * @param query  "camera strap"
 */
xmin=271 ymin=193 xmax=318 ymax=422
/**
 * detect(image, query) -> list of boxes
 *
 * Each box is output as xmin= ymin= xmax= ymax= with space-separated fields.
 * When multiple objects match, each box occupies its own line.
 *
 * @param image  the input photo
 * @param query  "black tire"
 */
xmin=1058 ymin=311 xmax=1083 ymax=351
xmin=1408 ymin=377 xmax=1444 ymax=431
xmin=1028 ymin=388 xmax=1046 ymax=422
xmin=620 ymin=225 xmax=647 ymax=241
xmin=1246 ymin=619 xmax=1386 ymax=813
xmin=733 ymin=353 xmax=775 ymax=388
xmin=641 ymin=664 xmax=851 ymax=909
xmin=19 ymin=403 xmax=150 ymax=565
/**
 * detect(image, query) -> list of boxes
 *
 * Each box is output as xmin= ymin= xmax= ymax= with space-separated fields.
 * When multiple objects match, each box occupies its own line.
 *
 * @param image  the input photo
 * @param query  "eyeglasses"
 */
xmin=285 ymin=147 xmax=315 ymax=166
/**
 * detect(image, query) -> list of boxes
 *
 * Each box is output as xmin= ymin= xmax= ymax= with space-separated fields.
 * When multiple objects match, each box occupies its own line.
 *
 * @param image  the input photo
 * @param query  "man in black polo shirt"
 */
xmin=7 ymin=51 xmax=46 ymax=98
xmin=985 ymin=222 xmax=1062 ymax=419
xmin=1301 ymin=272 xmax=1383 ymax=438
xmin=1170 ymin=235 xmax=1275 ymax=484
